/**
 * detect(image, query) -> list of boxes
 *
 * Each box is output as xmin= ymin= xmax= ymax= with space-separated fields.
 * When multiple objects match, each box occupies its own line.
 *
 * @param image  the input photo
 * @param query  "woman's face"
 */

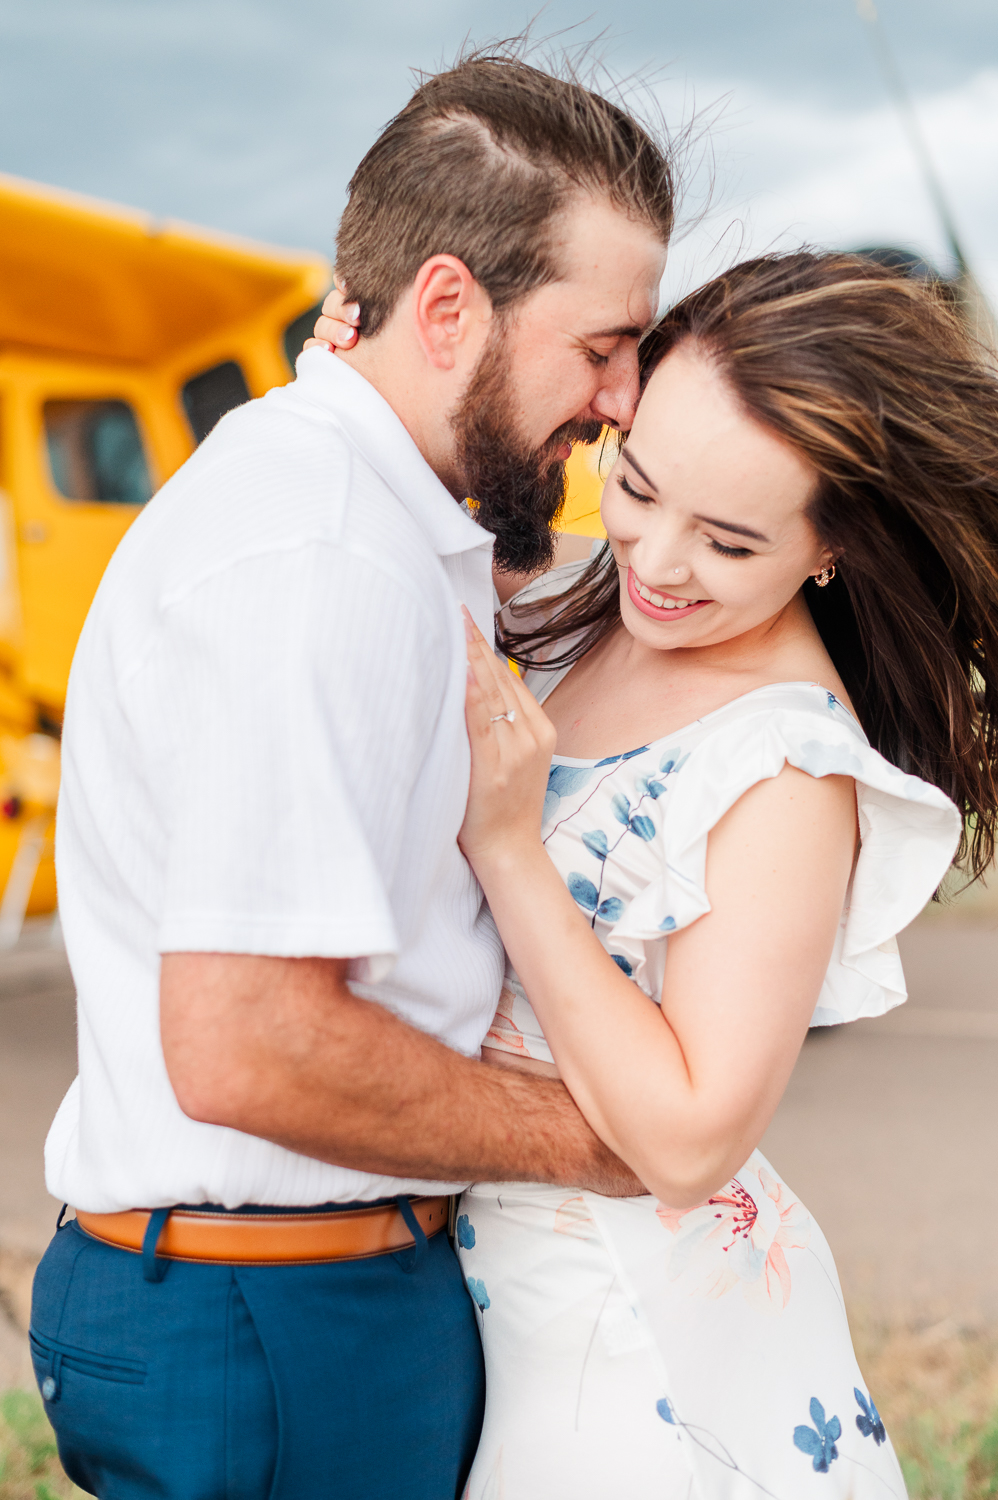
xmin=600 ymin=342 xmax=833 ymax=653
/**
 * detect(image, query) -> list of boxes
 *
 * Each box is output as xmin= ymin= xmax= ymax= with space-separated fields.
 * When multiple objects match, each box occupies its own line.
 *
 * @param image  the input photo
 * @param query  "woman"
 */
xmin=452 ymin=253 xmax=998 ymax=1499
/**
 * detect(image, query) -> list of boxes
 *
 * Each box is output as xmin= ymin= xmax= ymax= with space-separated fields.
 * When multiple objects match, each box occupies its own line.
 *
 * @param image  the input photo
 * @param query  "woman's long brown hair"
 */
xmin=499 ymin=251 xmax=998 ymax=879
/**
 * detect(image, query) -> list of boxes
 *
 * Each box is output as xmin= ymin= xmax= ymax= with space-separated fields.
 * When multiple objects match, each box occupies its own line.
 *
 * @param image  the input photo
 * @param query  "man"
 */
xmin=32 ymin=47 xmax=672 ymax=1500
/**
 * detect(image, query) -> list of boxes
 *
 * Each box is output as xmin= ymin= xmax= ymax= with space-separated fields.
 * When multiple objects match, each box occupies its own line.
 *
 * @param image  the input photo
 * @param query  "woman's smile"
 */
xmin=626 ymin=566 xmax=713 ymax=621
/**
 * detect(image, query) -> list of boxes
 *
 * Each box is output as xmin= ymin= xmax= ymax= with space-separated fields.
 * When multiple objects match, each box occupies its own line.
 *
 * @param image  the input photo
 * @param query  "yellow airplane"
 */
xmin=0 ymin=173 xmax=606 ymax=934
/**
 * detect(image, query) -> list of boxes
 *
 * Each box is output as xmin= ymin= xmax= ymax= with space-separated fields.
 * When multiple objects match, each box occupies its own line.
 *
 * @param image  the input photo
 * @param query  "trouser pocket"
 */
xmin=30 ymin=1329 xmax=147 ymax=1405
xmin=30 ymin=1325 xmax=151 ymax=1497
xmin=32 ymin=1222 xmax=276 ymax=1500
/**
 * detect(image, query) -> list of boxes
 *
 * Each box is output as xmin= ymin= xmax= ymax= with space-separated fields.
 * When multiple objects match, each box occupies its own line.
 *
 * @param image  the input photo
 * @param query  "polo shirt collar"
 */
xmin=293 ymin=347 xmax=492 ymax=558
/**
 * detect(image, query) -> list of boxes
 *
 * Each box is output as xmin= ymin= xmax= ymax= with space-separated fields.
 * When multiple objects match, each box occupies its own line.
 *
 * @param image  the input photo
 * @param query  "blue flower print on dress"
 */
xmin=608 ymin=793 xmax=657 ymax=842
xmin=568 ymin=874 xmax=599 ymax=911
xmin=544 ymin=763 xmax=594 ymax=820
xmin=611 ymin=954 xmax=633 ymax=976
xmin=636 ymin=773 xmax=667 ymax=799
xmin=582 ymin=830 xmax=609 ymax=862
xmin=466 ymin=1277 xmax=490 ymax=1312
xmin=595 ymin=745 xmax=648 ymax=767
xmin=854 ymin=1388 xmax=886 ymax=1445
xmin=567 ymin=875 xmax=624 ymax=922
xmin=456 ymin=1214 xmax=476 ymax=1250
xmin=794 ymin=1398 xmax=841 ymax=1472
xmin=796 ymin=740 xmax=864 ymax=778
xmin=659 ymin=749 xmax=689 ymax=776
xmin=547 ymin=764 xmax=594 ymax=798
xmin=610 ymin=791 xmax=631 ymax=826
xmin=655 ymin=1394 xmax=781 ymax=1495
xmin=659 ymin=915 xmax=677 ymax=932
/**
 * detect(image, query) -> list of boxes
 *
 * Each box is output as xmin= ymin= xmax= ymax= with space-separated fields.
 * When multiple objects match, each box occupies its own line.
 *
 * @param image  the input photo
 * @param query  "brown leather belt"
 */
xmin=74 ymin=1196 xmax=451 ymax=1266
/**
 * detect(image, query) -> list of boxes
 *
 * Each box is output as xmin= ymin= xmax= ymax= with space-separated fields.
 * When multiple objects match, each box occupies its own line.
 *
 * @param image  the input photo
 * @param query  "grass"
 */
xmin=855 ymin=1316 xmax=998 ymax=1499
xmin=0 ymin=1319 xmax=995 ymax=1498
xmin=0 ymin=1391 xmax=82 ymax=1500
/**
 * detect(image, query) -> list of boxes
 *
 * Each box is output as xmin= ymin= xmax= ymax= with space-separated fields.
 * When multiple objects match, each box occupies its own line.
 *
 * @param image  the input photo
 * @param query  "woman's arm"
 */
xmin=460 ymin=614 xmax=857 ymax=1208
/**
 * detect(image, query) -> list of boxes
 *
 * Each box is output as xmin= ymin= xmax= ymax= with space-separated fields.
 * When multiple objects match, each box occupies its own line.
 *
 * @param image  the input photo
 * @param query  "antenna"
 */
xmin=854 ymin=0 xmax=996 ymax=348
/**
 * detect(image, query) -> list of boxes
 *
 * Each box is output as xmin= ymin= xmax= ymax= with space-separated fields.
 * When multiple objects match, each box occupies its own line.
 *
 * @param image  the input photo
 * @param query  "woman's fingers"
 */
xmin=312 ymin=313 xmax=358 ymax=348
xmin=322 ymin=285 xmax=360 ymax=323
xmin=464 ymin=663 xmax=503 ymax=749
xmin=458 ymin=608 xmax=558 ymax=863
xmin=463 ymin=611 xmax=517 ymax=717
xmin=469 ymin=640 xmax=516 ymax=722
xmin=462 ymin=608 xmax=553 ymax=731
xmin=309 ymin=286 xmax=361 ymax=350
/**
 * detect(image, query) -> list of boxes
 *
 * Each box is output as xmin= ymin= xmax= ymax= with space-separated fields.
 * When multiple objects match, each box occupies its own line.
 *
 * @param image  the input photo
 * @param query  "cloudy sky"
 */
xmin=1 ymin=0 xmax=996 ymax=304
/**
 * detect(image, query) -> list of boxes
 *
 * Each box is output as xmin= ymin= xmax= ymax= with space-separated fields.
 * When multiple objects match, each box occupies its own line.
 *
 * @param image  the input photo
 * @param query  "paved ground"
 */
xmin=0 ymin=920 xmax=76 ymax=1386
xmin=0 ymin=910 xmax=996 ymax=1386
xmin=762 ymin=917 xmax=998 ymax=1328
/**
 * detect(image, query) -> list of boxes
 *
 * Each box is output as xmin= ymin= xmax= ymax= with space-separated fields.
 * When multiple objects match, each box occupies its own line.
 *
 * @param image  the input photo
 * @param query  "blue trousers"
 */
xmin=30 ymin=1209 xmax=485 ymax=1499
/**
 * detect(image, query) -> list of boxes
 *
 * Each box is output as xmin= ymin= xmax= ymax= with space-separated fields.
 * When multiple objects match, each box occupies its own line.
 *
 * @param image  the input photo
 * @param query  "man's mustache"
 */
xmin=543 ymin=418 xmax=604 ymax=457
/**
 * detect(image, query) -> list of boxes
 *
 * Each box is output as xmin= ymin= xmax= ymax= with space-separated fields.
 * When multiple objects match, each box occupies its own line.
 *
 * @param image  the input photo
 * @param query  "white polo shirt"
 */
xmin=46 ymin=347 xmax=505 ymax=1212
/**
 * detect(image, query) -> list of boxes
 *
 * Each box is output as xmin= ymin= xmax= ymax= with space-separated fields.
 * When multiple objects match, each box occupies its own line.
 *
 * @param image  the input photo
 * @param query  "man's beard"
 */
xmin=452 ymin=327 xmax=603 ymax=575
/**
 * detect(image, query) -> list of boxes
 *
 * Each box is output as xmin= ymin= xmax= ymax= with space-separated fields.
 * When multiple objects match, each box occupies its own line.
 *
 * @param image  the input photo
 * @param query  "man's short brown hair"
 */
xmin=336 ymin=45 xmax=675 ymax=336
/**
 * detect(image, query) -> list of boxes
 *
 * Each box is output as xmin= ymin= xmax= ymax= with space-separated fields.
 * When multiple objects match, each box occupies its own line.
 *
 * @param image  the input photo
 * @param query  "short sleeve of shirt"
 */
xmin=151 ymin=541 xmax=446 ymax=975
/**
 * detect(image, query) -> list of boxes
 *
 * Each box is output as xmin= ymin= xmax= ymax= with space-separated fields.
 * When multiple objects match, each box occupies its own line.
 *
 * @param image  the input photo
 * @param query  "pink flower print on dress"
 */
xmin=656 ymin=1155 xmax=811 ymax=1313
xmin=484 ymin=987 xmax=529 ymax=1058
xmin=553 ymin=1194 xmax=600 ymax=1242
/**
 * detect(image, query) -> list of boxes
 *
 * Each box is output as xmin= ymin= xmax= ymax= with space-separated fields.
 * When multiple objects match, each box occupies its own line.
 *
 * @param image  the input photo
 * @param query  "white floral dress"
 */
xmin=457 ymin=644 xmax=961 ymax=1499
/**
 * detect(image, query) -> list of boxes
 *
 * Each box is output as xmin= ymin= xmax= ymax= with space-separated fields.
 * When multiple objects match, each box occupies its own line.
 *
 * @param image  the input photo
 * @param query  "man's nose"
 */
xmin=590 ymin=360 xmax=641 ymax=432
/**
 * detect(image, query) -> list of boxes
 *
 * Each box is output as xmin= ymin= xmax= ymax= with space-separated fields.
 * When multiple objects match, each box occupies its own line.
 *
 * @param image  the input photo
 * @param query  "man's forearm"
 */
xmin=161 ymin=953 xmax=645 ymax=1195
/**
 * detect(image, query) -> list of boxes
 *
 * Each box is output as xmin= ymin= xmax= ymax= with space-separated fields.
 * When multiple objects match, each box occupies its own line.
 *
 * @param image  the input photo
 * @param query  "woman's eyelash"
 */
xmin=619 ymin=474 xmax=653 ymax=503
xmin=586 ymin=348 xmax=611 ymax=367
xmin=708 ymin=538 xmax=753 ymax=558
xmin=618 ymin=475 xmax=754 ymax=557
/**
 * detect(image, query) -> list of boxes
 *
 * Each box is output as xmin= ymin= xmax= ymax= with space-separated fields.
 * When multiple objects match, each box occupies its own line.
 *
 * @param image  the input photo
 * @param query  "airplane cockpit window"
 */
xmin=283 ymin=302 xmax=324 ymax=372
xmin=181 ymin=361 xmax=251 ymax=444
xmin=44 ymin=400 xmax=153 ymax=506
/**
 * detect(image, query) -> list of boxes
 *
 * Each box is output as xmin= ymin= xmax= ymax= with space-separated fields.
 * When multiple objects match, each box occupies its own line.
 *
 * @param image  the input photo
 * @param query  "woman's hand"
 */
xmin=302 ymin=279 xmax=360 ymax=353
xmin=459 ymin=609 xmax=557 ymax=868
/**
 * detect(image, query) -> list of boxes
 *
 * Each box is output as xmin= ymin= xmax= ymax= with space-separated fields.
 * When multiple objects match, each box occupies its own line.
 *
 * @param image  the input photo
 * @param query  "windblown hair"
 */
xmin=336 ymin=42 xmax=675 ymax=336
xmin=500 ymin=252 xmax=998 ymax=878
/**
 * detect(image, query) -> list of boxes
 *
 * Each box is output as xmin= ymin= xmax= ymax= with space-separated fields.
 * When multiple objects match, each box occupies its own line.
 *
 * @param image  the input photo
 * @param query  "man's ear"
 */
xmin=411 ymin=255 xmax=492 ymax=370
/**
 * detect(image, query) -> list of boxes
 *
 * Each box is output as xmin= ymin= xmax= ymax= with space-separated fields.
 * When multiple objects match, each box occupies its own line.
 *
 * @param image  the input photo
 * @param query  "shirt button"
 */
xmin=41 ymin=1376 xmax=56 ymax=1400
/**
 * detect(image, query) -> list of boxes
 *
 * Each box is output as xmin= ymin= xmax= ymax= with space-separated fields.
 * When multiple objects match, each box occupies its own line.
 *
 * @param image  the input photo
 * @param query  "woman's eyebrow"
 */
xmin=621 ymin=447 xmax=659 ymax=491
xmin=693 ymin=513 xmax=770 ymax=543
xmin=622 ymin=448 xmax=770 ymax=542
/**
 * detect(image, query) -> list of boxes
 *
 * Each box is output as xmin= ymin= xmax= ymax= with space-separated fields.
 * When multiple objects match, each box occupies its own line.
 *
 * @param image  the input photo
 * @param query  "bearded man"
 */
xmin=32 ymin=46 xmax=671 ymax=1500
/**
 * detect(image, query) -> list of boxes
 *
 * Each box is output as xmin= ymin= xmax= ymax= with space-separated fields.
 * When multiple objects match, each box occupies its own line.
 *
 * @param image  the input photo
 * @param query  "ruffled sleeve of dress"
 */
xmin=608 ymin=685 xmax=963 ymax=1026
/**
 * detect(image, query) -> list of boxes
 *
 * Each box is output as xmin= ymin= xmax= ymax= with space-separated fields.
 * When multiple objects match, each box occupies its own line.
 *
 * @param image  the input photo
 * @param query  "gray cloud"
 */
xmin=0 ymin=0 xmax=994 ymax=274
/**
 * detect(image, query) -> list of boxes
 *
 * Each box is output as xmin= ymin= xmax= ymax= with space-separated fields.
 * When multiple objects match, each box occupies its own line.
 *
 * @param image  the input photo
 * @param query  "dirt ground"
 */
xmin=1 ymin=900 xmax=996 ymax=1387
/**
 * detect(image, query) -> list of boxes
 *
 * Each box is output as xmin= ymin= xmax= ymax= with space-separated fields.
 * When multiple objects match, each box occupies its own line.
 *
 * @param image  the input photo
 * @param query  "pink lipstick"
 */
xmin=626 ymin=567 xmax=712 ymax=621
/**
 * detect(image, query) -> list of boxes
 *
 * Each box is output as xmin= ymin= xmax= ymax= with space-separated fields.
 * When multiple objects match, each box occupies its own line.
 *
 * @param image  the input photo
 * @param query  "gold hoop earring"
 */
xmin=815 ymin=564 xmax=836 ymax=588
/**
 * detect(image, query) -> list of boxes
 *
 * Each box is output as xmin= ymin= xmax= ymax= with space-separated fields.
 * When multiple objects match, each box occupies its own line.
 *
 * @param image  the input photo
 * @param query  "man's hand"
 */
xmin=160 ymin=952 xmax=646 ymax=1196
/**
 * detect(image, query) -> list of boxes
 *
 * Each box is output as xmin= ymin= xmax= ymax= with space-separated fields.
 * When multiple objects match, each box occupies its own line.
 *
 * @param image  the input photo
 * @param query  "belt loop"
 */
xmin=393 ymin=1196 xmax=427 ymax=1274
xmin=142 ymin=1207 xmax=172 ymax=1283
